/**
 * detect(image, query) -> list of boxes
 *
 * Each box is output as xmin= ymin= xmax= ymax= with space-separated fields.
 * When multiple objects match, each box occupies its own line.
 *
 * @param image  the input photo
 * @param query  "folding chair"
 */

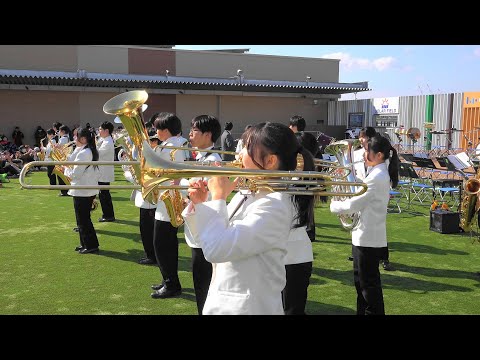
xmin=387 ymin=190 xmax=402 ymax=213
xmin=400 ymin=163 xmax=434 ymax=205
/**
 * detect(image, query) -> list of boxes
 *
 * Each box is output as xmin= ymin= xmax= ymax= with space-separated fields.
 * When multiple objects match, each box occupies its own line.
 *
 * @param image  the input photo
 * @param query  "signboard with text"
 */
xmin=373 ymin=97 xmax=399 ymax=114
xmin=463 ymin=92 xmax=480 ymax=108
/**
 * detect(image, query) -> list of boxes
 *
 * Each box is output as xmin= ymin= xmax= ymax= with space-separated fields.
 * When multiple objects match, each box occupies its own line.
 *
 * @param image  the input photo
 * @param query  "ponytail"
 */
xmin=292 ymin=146 xmax=315 ymax=228
xmin=368 ymin=134 xmax=399 ymax=188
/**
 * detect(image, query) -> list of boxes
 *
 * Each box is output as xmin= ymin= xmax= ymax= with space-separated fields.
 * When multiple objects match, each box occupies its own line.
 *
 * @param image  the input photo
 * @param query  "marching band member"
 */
xmin=64 ymin=127 xmax=101 ymax=254
xmin=330 ymin=134 xmax=399 ymax=315
xmin=180 ymin=115 xmax=222 ymax=315
xmin=183 ymin=122 xmax=315 ymax=315
xmin=282 ymin=131 xmax=319 ymax=315
xmin=96 ymin=121 xmax=116 ymax=222
xmin=354 ymin=127 xmax=376 ymax=181
xmin=57 ymin=125 xmax=71 ymax=196
xmin=42 ymin=128 xmax=57 ymax=186
xmin=150 ymin=113 xmax=187 ymax=299
xmin=127 ymin=136 xmax=158 ymax=266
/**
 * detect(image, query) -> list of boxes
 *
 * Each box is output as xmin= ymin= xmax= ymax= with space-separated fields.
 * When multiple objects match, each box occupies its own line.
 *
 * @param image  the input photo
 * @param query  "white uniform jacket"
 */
xmin=285 ymin=226 xmax=313 ymax=265
xmin=181 ymin=147 xmax=222 ymax=248
xmin=65 ymin=145 xmax=100 ymax=197
xmin=330 ymin=162 xmax=390 ymax=248
xmin=97 ymin=135 xmax=115 ymax=183
xmin=58 ymin=135 xmax=70 ymax=145
xmin=154 ymin=136 xmax=187 ymax=222
xmin=182 ymin=191 xmax=292 ymax=315
xmin=44 ymin=139 xmax=56 ymax=160
xmin=353 ymin=148 xmax=367 ymax=181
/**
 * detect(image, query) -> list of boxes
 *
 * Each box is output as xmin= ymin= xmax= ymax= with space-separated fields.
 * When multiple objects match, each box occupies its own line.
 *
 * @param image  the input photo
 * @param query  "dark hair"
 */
xmin=240 ymin=124 xmax=253 ymax=143
xmin=153 ymin=112 xmax=182 ymax=136
xmin=246 ymin=122 xmax=314 ymax=228
xmin=360 ymin=126 xmax=376 ymax=139
xmin=367 ymin=134 xmax=399 ymax=188
xmin=191 ymin=115 xmax=221 ymax=143
xmin=224 ymin=122 xmax=233 ymax=131
xmin=77 ymin=127 xmax=99 ymax=166
xmin=295 ymin=131 xmax=319 ymax=157
xmin=52 ymin=122 xmax=62 ymax=130
xmin=46 ymin=128 xmax=56 ymax=135
xmin=100 ymin=121 xmax=114 ymax=135
xmin=289 ymin=115 xmax=306 ymax=131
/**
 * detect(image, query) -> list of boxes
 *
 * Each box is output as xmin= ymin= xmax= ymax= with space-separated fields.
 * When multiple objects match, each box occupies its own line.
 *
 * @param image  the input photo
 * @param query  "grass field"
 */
xmin=1 ymin=169 xmax=480 ymax=315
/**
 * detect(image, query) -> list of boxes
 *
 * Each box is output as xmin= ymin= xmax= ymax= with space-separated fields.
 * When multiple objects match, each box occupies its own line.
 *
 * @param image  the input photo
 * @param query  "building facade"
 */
xmin=0 ymin=45 xmax=368 ymax=146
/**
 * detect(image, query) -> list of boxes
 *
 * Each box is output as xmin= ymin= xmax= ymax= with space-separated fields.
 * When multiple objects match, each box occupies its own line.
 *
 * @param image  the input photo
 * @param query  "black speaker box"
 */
xmin=429 ymin=210 xmax=460 ymax=234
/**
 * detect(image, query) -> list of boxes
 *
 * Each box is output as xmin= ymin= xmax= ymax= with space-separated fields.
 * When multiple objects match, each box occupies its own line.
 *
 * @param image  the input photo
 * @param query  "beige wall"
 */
xmin=175 ymin=94 xmax=327 ymax=144
xmin=79 ymin=92 xmax=118 ymax=129
xmin=176 ymin=95 xmax=219 ymax=130
xmin=0 ymin=90 xmax=80 ymax=145
xmin=0 ymin=45 xmax=77 ymax=71
xmin=77 ymin=46 xmax=129 ymax=74
xmin=175 ymin=50 xmax=339 ymax=82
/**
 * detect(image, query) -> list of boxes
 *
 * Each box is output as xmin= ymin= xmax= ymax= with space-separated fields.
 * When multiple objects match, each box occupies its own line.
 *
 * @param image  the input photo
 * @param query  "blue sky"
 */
xmin=174 ymin=45 xmax=480 ymax=100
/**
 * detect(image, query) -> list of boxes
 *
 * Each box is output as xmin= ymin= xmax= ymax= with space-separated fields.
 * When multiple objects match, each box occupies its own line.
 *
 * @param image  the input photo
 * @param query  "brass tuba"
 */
xmin=324 ymin=139 xmax=363 ymax=230
xmin=50 ymin=141 xmax=75 ymax=185
xmin=103 ymin=90 xmax=159 ymax=205
xmin=459 ymin=168 xmax=480 ymax=232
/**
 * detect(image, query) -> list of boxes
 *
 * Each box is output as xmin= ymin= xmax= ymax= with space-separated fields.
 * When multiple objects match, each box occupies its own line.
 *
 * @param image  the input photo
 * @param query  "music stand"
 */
xmin=436 ymin=157 xmax=447 ymax=168
xmin=400 ymin=153 xmax=415 ymax=162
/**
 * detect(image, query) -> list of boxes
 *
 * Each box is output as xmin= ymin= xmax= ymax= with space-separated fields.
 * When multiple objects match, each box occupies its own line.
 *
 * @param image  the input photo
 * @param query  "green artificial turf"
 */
xmin=1 ymin=170 xmax=479 ymax=315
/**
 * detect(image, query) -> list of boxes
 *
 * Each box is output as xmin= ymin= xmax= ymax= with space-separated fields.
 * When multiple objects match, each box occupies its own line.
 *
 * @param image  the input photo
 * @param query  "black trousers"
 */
xmin=139 ymin=208 xmax=156 ymax=260
xmin=58 ymin=175 xmax=68 ymax=195
xmin=153 ymin=219 xmax=181 ymax=290
xmin=352 ymin=245 xmax=385 ymax=315
xmin=98 ymin=182 xmax=115 ymax=219
xmin=191 ymin=247 xmax=212 ymax=315
xmin=47 ymin=165 xmax=57 ymax=185
xmin=73 ymin=196 xmax=99 ymax=250
xmin=282 ymin=262 xmax=313 ymax=315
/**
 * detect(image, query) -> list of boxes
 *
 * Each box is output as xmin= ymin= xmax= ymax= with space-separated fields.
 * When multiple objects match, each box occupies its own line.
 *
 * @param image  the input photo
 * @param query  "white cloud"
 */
xmin=473 ymin=48 xmax=480 ymax=57
xmin=321 ymin=52 xmax=396 ymax=72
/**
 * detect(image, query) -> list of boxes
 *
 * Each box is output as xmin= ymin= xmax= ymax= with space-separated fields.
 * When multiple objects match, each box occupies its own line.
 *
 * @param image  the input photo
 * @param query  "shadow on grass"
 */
xmin=96 ymin=229 xmax=141 ymax=242
xmin=389 ymin=241 xmax=469 ymax=256
xmin=306 ymin=300 xmax=355 ymax=315
xmin=111 ymin=196 xmax=131 ymax=202
xmin=388 ymin=263 xmax=480 ymax=282
xmin=312 ymin=266 xmax=473 ymax=293
xmin=110 ymin=219 xmax=139 ymax=227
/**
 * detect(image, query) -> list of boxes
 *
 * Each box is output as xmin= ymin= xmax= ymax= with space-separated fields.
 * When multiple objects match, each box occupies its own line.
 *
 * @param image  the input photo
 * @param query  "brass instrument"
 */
xmin=51 ymin=141 xmax=75 ymax=185
xmin=103 ymin=90 xmax=159 ymax=204
xmin=37 ymin=136 xmax=47 ymax=161
xmin=459 ymin=168 xmax=480 ymax=232
xmin=20 ymin=91 xmax=368 ymax=203
xmin=324 ymin=139 xmax=363 ymax=230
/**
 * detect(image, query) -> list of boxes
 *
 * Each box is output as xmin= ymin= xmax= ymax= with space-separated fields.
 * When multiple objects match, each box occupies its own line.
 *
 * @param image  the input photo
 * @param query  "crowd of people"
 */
xmin=3 ymin=113 xmax=398 ymax=315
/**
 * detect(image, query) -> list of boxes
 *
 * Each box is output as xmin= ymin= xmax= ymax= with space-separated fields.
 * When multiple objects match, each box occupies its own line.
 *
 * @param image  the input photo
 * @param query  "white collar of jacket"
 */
xmin=161 ymin=135 xmax=181 ymax=146
xmin=195 ymin=145 xmax=215 ymax=159
xmin=367 ymin=162 xmax=387 ymax=176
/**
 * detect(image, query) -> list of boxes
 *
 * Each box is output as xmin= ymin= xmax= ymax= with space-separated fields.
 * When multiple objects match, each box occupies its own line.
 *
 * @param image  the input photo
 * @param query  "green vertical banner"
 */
xmin=425 ymin=95 xmax=434 ymax=151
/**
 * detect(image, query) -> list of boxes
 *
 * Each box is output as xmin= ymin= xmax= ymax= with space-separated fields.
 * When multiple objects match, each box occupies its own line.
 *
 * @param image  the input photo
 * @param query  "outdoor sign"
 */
xmin=463 ymin=92 xmax=480 ymax=108
xmin=373 ymin=97 xmax=399 ymax=114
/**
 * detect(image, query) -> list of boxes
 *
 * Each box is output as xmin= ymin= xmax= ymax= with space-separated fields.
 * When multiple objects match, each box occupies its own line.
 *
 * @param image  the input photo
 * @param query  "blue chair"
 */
xmin=388 ymin=190 xmax=402 ymax=214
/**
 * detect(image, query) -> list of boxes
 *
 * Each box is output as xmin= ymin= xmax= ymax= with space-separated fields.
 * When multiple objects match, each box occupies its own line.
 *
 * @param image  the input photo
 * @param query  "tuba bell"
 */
xmin=459 ymin=168 xmax=480 ymax=232
xmin=324 ymin=139 xmax=363 ymax=230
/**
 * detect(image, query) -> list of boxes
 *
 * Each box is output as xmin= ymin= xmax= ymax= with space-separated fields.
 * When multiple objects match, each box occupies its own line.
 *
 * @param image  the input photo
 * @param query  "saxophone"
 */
xmin=459 ymin=167 xmax=480 ymax=232
xmin=160 ymin=148 xmax=186 ymax=227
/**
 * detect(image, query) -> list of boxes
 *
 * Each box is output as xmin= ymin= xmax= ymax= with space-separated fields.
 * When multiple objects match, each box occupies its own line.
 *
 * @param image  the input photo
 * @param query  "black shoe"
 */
xmin=151 ymin=283 xmax=164 ymax=291
xmin=151 ymin=286 xmax=182 ymax=299
xmin=75 ymin=245 xmax=84 ymax=251
xmin=58 ymin=193 xmax=69 ymax=197
xmin=138 ymin=258 xmax=157 ymax=265
xmin=78 ymin=248 xmax=99 ymax=254
xmin=347 ymin=256 xmax=354 ymax=261
xmin=382 ymin=261 xmax=394 ymax=271
xmin=99 ymin=217 xmax=115 ymax=222
xmin=73 ymin=227 xmax=79 ymax=232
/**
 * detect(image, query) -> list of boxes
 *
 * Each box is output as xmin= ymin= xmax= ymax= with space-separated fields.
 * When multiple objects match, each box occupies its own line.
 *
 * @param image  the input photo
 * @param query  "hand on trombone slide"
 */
xmin=188 ymin=176 xmax=240 ymax=204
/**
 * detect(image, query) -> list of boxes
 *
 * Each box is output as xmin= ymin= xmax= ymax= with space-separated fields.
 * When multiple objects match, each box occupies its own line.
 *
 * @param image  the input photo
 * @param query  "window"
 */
xmin=348 ymin=112 xmax=364 ymax=128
